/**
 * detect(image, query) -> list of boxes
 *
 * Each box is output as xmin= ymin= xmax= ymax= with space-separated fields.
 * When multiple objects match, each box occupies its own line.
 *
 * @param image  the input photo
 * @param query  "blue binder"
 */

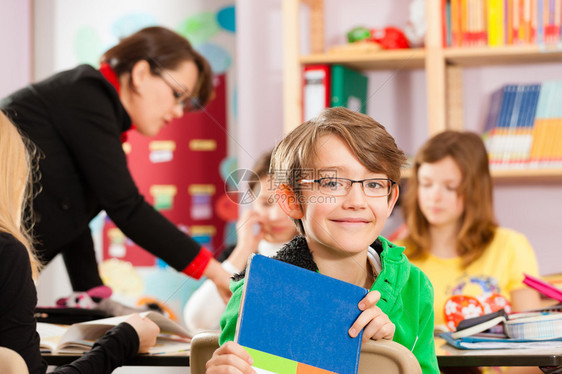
xmin=235 ymin=254 xmax=368 ymax=374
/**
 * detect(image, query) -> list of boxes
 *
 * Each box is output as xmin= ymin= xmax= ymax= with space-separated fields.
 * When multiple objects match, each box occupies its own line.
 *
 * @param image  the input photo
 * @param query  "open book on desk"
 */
xmin=37 ymin=311 xmax=191 ymax=355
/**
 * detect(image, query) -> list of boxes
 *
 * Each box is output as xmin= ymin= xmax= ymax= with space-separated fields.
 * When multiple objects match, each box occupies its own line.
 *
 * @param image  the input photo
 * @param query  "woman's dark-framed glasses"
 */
xmin=299 ymin=177 xmax=396 ymax=197
xmin=149 ymin=57 xmax=199 ymax=111
xmin=157 ymin=71 xmax=199 ymax=111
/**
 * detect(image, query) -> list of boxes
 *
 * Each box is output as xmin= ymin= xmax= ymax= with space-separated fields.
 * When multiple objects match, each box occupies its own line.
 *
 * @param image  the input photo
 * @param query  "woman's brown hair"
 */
xmin=402 ymin=130 xmax=497 ymax=267
xmin=101 ymin=26 xmax=213 ymax=107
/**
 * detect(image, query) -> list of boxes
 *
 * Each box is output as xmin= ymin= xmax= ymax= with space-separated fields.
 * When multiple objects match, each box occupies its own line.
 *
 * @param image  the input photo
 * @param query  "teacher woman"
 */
xmin=0 ymin=26 xmax=231 ymax=301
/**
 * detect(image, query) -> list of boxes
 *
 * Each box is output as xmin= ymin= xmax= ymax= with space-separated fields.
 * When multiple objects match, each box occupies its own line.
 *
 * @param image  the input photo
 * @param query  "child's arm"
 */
xmin=206 ymin=341 xmax=256 ymax=374
xmin=211 ymin=279 xmax=256 ymax=373
xmin=348 ymin=290 xmax=395 ymax=342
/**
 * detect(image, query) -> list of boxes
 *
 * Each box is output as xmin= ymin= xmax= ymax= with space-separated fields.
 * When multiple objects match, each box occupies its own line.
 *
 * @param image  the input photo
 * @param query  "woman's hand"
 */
xmin=124 ymin=313 xmax=160 ymax=353
xmin=348 ymin=290 xmax=395 ymax=342
xmin=206 ymin=341 xmax=256 ymax=374
xmin=204 ymin=259 xmax=232 ymax=303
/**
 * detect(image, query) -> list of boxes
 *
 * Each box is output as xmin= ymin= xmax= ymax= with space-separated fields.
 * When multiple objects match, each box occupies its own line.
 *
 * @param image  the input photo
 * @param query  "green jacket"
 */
xmin=219 ymin=236 xmax=439 ymax=373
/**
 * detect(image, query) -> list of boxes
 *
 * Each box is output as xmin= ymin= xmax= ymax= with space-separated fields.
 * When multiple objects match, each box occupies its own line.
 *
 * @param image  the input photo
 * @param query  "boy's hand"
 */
xmin=348 ymin=290 xmax=395 ymax=342
xmin=206 ymin=341 xmax=256 ymax=374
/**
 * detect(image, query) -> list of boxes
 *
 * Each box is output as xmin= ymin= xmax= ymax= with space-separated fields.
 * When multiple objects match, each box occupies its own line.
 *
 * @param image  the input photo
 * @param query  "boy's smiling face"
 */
xmin=293 ymin=135 xmax=399 ymax=259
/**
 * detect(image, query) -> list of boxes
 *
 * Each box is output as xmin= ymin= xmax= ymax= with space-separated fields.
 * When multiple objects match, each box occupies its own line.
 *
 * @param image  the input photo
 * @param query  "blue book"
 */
xmin=235 ymin=254 xmax=368 ymax=374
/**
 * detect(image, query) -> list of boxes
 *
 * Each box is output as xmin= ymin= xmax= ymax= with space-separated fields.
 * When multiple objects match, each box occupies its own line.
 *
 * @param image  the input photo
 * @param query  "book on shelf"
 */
xmin=330 ymin=65 xmax=368 ymax=115
xmin=442 ymin=0 xmax=560 ymax=47
xmin=488 ymin=0 xmax=505 ymax=46
xmin=529 ymin=81 xmax=562 ymax=167
xmin=303 ymin=64 xmax=331 ymax=122
xmin=482 ymin=81 xmax=562 ymax=170
xmin=302 ymin=64 xmax=368 ymax=124
xmin=235 ymin=254 xmax=368 ymax=374
xmin=37 ymin=311 xmax=191 ymax=355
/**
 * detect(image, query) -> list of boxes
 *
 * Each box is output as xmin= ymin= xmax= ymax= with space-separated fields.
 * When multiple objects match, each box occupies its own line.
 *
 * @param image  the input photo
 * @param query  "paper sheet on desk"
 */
xmin=441 ymin=331 xmax=562 ymax=349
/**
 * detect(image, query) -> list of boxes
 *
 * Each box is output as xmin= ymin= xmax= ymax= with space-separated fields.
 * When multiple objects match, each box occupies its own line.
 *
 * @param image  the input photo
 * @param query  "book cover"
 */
xmin=235 ymin=254 xmax=368 ymax=374
xmin=452 ymin=309 xmax=508 ymax=339
xmin=330 ymin=65 xmax=368 ymax=114
xmin=488 ymin=0 xmax=505 ymax=45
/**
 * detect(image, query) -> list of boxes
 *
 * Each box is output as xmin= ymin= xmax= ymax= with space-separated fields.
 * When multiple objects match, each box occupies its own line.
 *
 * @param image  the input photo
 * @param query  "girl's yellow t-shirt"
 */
xmin=397 ymin=227 xmax=539 ymax=330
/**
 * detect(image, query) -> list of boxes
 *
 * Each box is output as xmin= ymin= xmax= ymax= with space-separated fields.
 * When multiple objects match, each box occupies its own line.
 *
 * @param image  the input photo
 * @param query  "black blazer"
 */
xmin=1 ymin=65 xmax=202 ymax=272
xmin=0 ymin=232 xmax=139 ymax=374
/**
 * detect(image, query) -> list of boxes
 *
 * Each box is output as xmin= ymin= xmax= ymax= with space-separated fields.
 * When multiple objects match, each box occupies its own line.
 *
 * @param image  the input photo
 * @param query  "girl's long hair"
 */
xmin=0 ymin=111 xmax=41 ymax=279
xmin=402 ymin=130 xmax=497 ymax=268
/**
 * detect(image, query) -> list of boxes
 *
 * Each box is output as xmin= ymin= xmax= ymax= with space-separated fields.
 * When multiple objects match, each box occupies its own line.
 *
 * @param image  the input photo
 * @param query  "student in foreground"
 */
xmin=183 ymin=151 xmax=297 ymax=333
xmin=0 ymin=111 xmax=160 ymax=374
xmin=206 ymin=107 xmax=439 ymax=373
xmin=397 ymin=130 xmax=542 ymax=374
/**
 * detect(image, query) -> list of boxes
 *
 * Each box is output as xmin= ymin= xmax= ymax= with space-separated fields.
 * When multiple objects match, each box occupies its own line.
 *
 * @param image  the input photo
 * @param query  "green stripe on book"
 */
xmin=243 ymin=346 xmax=298 ymax=374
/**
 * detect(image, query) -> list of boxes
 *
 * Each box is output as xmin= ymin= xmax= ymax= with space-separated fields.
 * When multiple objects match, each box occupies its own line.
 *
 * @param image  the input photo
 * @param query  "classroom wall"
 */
xmin=0 ymin=0 xmax=32 ymax=97
xmin=235 ymin=0 xmax=285 ymax=172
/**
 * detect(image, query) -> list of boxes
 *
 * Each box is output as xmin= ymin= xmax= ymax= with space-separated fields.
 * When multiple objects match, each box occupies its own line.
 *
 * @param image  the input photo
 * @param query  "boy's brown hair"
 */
xmin=271 ymin=107 xmax=407 ymax=234
xmin=402 ymin=130 xmax=497 ymax=268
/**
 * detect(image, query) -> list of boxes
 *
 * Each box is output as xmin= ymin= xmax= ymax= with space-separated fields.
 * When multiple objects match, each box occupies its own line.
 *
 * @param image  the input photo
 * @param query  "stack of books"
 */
xmin=442 ymin=274 xmax=562 ymax=349
xmin=483 ymin=81 xmax=562 ymax=170
xmin=442 ymin=0 xmax=562 ymax=47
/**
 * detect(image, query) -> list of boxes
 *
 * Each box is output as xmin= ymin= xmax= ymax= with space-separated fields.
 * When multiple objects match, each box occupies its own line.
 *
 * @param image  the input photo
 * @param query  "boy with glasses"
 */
xmin=207 ymin=107 xmax=439 ymax=373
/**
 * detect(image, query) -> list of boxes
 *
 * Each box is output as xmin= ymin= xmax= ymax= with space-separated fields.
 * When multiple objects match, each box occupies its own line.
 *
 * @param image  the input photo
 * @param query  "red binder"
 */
xmin=302 ymin=64 xmax=330 ymax=121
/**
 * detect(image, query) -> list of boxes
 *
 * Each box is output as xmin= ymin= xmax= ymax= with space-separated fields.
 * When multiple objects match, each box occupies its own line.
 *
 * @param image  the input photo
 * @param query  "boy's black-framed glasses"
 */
xmin=299 ymin=177 xmax=396 ymax=198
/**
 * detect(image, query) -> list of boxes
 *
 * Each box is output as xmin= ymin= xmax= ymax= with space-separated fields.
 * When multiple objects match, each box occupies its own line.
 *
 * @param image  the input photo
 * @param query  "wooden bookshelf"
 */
xmin=300 ymin=49 xmax=426 ymax=71
xmin=445 ymin=45 xmax=562 ymax=67
xmin=402 ymin=167 xmax=562 ymax=182
xmin=491 ymin=168 xmax=562 ymax=182
xmin=282 ymin=0 xmax=562 ymax=181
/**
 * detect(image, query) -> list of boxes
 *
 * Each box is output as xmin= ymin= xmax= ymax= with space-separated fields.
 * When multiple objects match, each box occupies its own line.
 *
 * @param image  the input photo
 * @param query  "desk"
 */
xmin=43 ymin=353 xmax=189 ymax=367
xmin=436 ymin=337 xmax=562 ymax=370
xmin=45 ymin=340 xmax=562 ymax=370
